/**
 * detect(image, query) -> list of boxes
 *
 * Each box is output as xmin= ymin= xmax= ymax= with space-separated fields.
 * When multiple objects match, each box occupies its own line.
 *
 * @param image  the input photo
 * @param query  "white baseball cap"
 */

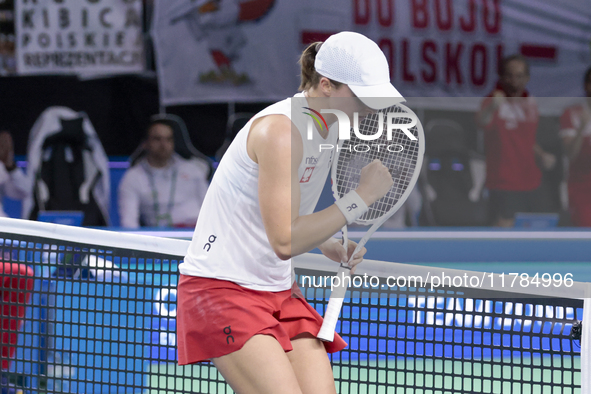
xmin=315 ymin=31 xmax=403 ymax=109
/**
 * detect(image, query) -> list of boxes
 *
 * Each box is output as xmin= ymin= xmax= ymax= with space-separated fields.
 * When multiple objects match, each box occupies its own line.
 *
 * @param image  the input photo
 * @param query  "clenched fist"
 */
xmin=355 ymin=159 xmax=394 ymax=206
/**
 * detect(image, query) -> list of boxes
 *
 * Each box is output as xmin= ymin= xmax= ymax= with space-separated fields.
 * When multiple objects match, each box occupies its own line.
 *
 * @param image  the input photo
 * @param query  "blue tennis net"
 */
xmin=295 ymin=254 xmax=587 ymax=394
xmin=0 ymin=218 xmax=589 ymax=393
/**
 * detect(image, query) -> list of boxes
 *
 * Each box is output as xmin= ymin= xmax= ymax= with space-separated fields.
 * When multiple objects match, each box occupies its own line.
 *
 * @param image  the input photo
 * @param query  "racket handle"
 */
xmin=317 ymin=266 xmax=350 ymax=342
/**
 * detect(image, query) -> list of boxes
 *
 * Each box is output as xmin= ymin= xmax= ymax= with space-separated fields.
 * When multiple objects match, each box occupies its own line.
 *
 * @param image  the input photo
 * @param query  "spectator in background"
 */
xmin=560 ymin=67 xmax=591 ymax=227
xmin=118 ymin=119 xmax=209 ymax=228
xmin=0 ymin=131 xmax=28 ymax=217
xmin=0 ymin=34 xmax=16 ymax=75
xmin=477 ymin=55 xmax=556 ymax=227
xmin=383 ymin=188 xmax=422 ymax=228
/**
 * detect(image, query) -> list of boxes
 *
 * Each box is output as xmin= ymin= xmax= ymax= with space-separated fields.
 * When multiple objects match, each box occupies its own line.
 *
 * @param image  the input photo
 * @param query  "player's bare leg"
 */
xmin=287 ymin=333 xmax=337 ymax=394
xmin=212 ymin=334 xmax=303 ymax=394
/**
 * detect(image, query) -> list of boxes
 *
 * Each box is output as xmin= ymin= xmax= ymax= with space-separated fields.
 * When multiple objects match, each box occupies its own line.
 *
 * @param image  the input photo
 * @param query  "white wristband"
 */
xmin=335 ymin=190 xmax=369 ymax=225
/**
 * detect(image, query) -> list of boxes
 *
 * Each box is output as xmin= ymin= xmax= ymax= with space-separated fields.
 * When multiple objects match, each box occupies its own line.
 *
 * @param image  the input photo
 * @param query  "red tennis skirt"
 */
xmin=176 ymin=274 xmax=347 ymax=365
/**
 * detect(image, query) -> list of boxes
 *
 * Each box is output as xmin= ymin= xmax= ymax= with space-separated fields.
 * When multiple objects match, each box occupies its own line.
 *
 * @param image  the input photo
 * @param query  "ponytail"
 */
xmin=298 ymin=41 xmax=343 ymax=91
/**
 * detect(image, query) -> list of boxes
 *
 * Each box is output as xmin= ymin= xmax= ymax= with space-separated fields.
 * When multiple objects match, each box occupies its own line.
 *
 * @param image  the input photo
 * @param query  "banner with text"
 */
xmin=153 ymin=0 xmax=591 ymax=106
xmin=15 ymin=0 xmax=144 ymax=75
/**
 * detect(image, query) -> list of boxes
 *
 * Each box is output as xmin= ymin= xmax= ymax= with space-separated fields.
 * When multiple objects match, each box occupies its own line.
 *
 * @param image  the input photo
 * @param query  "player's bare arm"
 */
xmin=249 ymin=115 xmax=391 ymax=261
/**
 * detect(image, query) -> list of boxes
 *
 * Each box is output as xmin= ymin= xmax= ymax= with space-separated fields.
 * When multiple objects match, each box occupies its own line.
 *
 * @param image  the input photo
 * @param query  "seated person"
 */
xmin=0 ymin=131 xmax=27 ymax=217
xmin=118 ymin=119 xmax=210 ymax=228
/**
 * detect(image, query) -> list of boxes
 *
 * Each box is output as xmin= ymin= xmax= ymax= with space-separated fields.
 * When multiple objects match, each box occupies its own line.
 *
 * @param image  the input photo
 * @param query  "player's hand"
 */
xmin=320 ymin=238 xmax=367 ymax=274
xmin=356 ymin=159 xmax=394 ymax=206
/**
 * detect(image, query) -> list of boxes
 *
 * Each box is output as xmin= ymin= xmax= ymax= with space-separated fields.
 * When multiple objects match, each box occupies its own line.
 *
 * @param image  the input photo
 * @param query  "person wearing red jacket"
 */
xmin=560 ymin=67 xmax=591 ymax=226
xmin=477 ymin=55 xmax=556 ymax=227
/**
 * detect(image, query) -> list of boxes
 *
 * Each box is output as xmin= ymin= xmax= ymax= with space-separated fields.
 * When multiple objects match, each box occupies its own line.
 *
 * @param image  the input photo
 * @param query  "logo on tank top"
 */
xmin=300 ymin=167 xmax=315 ymax=183
xmin=203 ymin=234 xmax=217 ymax=252
xmin=306 ymin=156 xmax=318 ymax=165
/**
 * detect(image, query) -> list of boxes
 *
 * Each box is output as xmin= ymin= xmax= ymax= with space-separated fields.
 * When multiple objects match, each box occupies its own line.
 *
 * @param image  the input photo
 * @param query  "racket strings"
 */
xmin=336 ymin=105 xmax=421 ymax=224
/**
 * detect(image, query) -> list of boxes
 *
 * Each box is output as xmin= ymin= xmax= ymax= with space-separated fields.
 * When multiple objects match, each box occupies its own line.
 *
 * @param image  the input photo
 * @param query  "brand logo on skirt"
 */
xmin=224 ymin=326 xmax=234 ymax=345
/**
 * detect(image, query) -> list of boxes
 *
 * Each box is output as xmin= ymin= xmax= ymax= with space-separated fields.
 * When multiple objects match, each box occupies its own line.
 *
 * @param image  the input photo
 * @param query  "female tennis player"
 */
xmin=177 ymin=31 xmax=403 ymax=393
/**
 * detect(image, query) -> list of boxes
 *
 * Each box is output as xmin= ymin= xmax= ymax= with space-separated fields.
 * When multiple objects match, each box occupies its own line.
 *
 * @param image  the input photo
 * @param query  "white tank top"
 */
xmin=179 ymin=93 xmax=338 ymax=291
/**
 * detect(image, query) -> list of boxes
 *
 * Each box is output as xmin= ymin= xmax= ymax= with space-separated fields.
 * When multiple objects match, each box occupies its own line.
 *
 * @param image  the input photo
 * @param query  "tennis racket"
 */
xmin=317 ymin=103 xmax=425 ymax=342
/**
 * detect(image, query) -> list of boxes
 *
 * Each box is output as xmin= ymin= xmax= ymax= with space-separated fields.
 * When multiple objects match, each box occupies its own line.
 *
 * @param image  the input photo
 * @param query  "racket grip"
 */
xmin=317 ymin=266 xmax=350 ymax=342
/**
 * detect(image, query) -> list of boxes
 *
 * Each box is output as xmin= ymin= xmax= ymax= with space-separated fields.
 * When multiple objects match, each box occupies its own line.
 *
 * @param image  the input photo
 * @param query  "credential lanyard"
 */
xmin=147 ymin=167 xmax=178 ymax=227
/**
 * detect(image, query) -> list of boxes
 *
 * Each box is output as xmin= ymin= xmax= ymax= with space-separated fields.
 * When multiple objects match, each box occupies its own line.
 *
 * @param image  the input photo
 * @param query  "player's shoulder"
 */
xmin=250 ymin=114 xmax=292 ymax=141
xmin=248 ymin=94 xmax=306 ymax=154
xmin=255 ymin=95 xmax=296 ymax=119
xmin=245 ymin=114 xmax=293 ymax=165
